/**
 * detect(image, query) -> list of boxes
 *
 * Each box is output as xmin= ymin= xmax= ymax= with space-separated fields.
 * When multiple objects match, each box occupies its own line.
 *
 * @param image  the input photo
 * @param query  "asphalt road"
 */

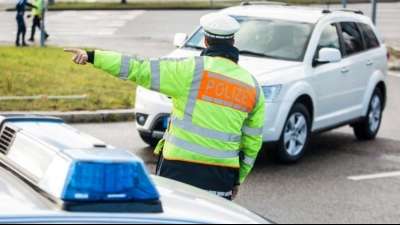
xmin=0 ymin=2 xmax=399 ymax=52
xmin=1 ymin=5 xmax=400 ymax=223
xmin=73 ymin=73 xmax=400 ymax=224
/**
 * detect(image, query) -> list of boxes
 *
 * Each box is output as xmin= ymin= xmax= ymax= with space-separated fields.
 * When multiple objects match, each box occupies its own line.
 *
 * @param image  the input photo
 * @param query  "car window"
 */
xmin=359 ymin=23 xmax=380 ymax=49
xmin=185 ymin=17 xmax=314 ymax=62
xmin=235 ymin=20 xmax=313 ymax=61
xmin=340 ymin=22 xmax=365 ymax=56
xmin=316 ymin=24 xmax=340 ymax=57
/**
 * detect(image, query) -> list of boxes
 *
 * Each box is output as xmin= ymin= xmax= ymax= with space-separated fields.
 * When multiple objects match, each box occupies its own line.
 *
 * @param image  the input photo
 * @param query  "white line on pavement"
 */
xmin=348 ymin=171 xmax=400 ymax=181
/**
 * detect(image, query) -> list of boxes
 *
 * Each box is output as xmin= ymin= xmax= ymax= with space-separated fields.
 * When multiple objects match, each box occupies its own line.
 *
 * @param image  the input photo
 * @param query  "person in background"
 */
xmin=28 ymin=0 xmax=49 ymax=42
xmin=15 ymin=0 xmax=36 ymax=47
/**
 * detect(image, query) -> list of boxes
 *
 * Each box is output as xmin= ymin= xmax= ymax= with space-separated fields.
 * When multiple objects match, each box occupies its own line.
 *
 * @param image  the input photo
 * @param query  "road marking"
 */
xmin=348 ymin=171 xmax=400 ymax=181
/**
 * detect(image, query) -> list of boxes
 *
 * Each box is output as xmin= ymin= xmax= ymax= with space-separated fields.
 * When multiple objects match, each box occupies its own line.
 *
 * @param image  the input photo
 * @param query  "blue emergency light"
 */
xmin=0 ymin=115 xmax=162 ymax=213
xmin=62 ymin=160 xmax=159 ymax=202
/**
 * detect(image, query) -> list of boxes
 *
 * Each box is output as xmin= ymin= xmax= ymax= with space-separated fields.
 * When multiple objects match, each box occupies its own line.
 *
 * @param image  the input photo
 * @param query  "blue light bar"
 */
xmin=0 ymin=115 xmax=162 ymax=212
xmin=62 ymin=161 xmax=160 ymax=202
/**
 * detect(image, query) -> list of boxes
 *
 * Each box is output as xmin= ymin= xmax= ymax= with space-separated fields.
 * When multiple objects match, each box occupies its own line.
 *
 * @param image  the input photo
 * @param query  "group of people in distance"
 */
xmin=15 ymin=0 xmax=49 ymax=47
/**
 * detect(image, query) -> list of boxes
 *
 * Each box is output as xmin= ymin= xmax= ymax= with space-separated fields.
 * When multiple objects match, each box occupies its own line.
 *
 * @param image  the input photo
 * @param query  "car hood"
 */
xmin=0 ymin=167 xmax=269 ymax=224
xmin=168 ymin=48 xmax=303 ymax=84
xmin=152 ymin=176 xmax=270 ymax=224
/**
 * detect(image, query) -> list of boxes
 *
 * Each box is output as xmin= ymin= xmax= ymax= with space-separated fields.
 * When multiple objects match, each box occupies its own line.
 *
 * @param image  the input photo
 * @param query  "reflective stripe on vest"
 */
xmin=242 ymin=126 xmax=263 ymax=136
xmin=242 ymin=155 xmax=256 ymax=167
xmin=165 ymin=134 xmax=240 ymax=159
xmin=171 ymin=116 xmax=241 ymax=142
xmin=150 ymin=60 xmax=161 ymax=92
xmin=185 ymin=57 xmax=204 ymax=117
xmin=120 ymin=55 xmax=132 ymax=80
xmin=250 ymin=75 xmax=261 ymax=110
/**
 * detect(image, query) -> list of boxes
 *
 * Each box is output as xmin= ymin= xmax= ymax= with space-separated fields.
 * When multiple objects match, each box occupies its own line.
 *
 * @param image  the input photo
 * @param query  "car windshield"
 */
xmin=185 ymin=17 xmax=314 ymax=61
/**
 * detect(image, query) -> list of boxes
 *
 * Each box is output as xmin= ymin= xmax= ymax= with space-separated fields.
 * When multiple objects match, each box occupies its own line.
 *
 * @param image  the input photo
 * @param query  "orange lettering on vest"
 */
xmin=198 ymin=71 xmax=257 ymax=113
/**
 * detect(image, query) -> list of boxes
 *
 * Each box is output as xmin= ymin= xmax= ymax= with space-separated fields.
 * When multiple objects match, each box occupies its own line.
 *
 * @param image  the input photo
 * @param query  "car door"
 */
xmin=357 ymin=22 xmax=385 ymax=96
xmin=337 ymin=22 xmax=370 ymax=118
xmin=311 ymin=23 xmax=351 ymax=129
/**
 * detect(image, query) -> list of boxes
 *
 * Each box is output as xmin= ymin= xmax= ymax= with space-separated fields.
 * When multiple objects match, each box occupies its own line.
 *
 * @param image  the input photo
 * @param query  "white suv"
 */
xmin=135 ymin=4 xmax=388 ymax=163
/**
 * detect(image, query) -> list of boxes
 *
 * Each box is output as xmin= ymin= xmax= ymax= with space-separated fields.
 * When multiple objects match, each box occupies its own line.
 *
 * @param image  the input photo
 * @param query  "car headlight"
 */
xmin=262 ymin=85 xmax=282 ymax=102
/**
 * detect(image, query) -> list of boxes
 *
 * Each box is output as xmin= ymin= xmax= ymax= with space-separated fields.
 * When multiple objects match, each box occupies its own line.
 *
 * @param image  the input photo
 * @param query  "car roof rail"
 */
xmin=322 ymin=9 xmax=364 ymax=15
xmin=241 ymin=0 xmax=289 ymax=6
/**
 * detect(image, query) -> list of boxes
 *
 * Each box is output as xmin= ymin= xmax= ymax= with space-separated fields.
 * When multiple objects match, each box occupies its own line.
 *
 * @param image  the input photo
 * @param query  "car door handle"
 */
xmin=341 ymin=68 xmax=350 ymax=74
xmin=366 ymin=60 xmax=374 ymax=66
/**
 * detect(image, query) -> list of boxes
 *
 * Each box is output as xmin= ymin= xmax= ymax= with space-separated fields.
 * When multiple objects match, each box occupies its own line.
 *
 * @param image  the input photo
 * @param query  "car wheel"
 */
xmin=139 ymin=131 xmax=160 ymax=147
xmin=353 ymin=88 xmax=383 ymax=141
xmin=275 ymin=103 xmax=311 ymax=163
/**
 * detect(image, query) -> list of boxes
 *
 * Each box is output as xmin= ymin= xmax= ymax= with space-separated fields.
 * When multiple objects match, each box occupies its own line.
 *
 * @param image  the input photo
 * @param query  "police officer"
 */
xmin=15 ymin=0 xmax=36 ymax=47
xmin=28 ymin=0 xmax=49 ymax=42
xmin=65 ymin=13 xmax=265 ymax=200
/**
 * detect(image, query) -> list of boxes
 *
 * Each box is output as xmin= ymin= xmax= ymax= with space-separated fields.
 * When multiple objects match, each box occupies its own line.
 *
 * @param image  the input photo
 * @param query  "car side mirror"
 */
xmin=173 ymin=33 xmax=188 ymax=48
xmin=317 ymin=48 xmax=342 ymax=64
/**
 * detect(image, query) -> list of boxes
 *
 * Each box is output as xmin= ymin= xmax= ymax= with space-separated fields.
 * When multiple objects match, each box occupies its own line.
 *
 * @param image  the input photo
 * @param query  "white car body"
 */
xmin=0 ymin=115 xmax=269 ymax=224
xmin=0 ymin=168 xmax=269 ymax=224
xmin=135 ymin=5 xmax=388 ymax=161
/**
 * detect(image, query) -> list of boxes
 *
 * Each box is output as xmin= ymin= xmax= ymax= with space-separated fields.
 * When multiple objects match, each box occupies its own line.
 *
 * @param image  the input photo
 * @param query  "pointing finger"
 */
xmin=64 ymin=48 xmax=79 ymax=54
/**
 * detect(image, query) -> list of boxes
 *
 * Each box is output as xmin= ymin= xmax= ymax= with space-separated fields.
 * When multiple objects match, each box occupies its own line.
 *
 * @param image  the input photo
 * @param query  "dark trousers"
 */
xmin=157 ymin=157 xmax=238 ymax=200
xmin=30 ymin=15 xmax=48 ymax=40
xmin=16 ymin=15 xmax=26 ymax=45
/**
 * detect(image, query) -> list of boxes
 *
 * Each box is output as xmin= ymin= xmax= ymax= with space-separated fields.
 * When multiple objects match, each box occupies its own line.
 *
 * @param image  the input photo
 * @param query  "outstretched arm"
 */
xmin=64 ymin=48 xmax=196 ymax=99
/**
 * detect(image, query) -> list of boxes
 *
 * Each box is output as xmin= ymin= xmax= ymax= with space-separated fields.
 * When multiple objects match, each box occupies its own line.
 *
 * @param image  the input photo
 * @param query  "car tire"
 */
xmin=275 ymin=103 xmax=311 ymax=163
xmin=139 ymin=131 xmax=160 ymax=147
xmin=353 ymin=88 xmax=384 ymax=141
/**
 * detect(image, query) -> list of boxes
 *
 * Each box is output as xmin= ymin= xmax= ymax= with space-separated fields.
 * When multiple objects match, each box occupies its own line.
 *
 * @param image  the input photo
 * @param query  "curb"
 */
xmin=0 ymin=109 xmax=136 ymax=124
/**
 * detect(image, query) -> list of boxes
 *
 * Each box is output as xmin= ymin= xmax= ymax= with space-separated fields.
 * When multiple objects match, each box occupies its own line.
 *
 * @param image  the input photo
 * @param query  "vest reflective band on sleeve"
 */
xmin=198 ymin=71 xmax=257 ymax=113
xmin=165 ymin=134 xmax=240 ymax=159
xmin=184 ymin=57 xmax=205 ymax=117
xmin=171 ymin=116 xmax=241 ymax=142
xmin=251 ymin=75 xmax=261 ymax=107
xmin=242 ymin=155 xmax=256 ymax=166
xmin=150 ymin=60 xmax=161 ymax=92
xmin=119 ymin=55 xmax=132 ymax=80
xmin=242 ymin=126 xmax=263 ymax=136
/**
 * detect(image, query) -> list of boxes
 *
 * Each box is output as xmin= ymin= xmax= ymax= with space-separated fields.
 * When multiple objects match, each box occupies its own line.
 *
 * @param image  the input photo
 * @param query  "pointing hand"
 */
xmin=64 ymin=48 xmax=89 ymax=65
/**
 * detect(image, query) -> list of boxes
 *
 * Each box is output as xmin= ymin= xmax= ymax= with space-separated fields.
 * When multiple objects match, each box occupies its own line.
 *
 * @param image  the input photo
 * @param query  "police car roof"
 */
xmin=0 ymin=166 xmax=268 ymax=224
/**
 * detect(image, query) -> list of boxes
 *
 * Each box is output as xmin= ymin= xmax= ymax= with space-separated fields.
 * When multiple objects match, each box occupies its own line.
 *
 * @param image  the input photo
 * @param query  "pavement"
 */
xmin=0 ymin=3 xmax=399 ymax=54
